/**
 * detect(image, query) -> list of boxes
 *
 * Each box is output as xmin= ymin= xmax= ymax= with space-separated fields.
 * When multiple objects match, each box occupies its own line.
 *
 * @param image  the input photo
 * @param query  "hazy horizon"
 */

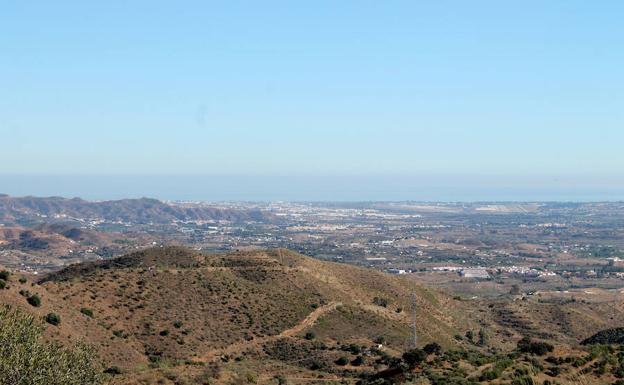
xmin=2 ymin=174 xmax=624 ymax=202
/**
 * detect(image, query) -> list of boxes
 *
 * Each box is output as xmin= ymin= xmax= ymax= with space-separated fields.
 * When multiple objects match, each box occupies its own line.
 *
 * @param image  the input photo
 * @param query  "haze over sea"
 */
xmin=1 ymin=175 xmax=622 ymax=202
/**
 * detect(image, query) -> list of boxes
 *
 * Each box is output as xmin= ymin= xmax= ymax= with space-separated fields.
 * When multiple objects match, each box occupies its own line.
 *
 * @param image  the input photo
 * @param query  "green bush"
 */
xmin=27 ymin=294 xmax=41 ymax=307
xmin=403 ymin=348 xmax=428 ymax=368
xmin=518 ymin=338 xmax=554 ymax=356
xmin=19 ymin=277 xmax=27 ymax=284
xmin=80 ymin=308 xmax=94 ymax=318
xmin=0 ymin=305 xmax=103 ymax=385
xmin=423 ymin=342 xmax=442 ymax=355
xmin=0 ymin=279 xmax=6 ymax=290
xmin=45 ymin=313 xmax=61 ymax=326
xmin=0 ymin=270 xmax=10 ymax=281
xmin=112 ymin=330 xmax=124 ymax=338
xmin=335 ymin=356 xmax=349 ymax=366
xmin=345 ymin=343 xmax=361 ymax=354
xmin=173 ymin=321 xmax=183 ymax=328
xmin=304 ymin=332 xmax=315 ymax=340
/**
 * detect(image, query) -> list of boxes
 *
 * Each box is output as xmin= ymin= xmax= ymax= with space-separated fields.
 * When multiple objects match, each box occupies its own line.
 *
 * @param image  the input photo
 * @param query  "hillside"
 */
xmin=0 ymin=224 xmax=152 ymax=272
xmin=582 ymin=327 xmax=624 ymax=345
xmin=0 ymin=247 xmax=480 ymax=383
xmin=2 ymin=247 xmax=624 ymax=384
xmin=0 ymin=195 xmax=274 ymax=225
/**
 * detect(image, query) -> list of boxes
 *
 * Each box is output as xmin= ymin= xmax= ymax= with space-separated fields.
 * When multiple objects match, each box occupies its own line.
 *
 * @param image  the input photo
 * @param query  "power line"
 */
xmin=411 ymin=292 xmax=418 ymax=348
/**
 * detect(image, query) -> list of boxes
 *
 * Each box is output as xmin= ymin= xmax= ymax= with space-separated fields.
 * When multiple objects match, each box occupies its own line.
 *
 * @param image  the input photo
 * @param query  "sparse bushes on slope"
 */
xmin=582 ymin=327 xmax=624 ymax=345
xmin=0 ymin=305 xmax=103 ymax=385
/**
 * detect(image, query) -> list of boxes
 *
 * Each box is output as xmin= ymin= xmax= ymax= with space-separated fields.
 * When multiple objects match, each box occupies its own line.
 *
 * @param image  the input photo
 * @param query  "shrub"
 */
xmin=308 ymin=360 xmax=325 ymax=370
xmin=45 ymin=313 xmax=61 ymax=326
xmin=27 ymin=294 xmax=41 ymax=307
xmin=335 ymin=356 xmax=349 ymax=366
xmin=478 ymin=328 xmax=489 ymax=346
xmin=423 ymin=342 xmax=442 ymax=355
xmin=345 ymin=343 xmax=362 ymax=354
xmin=304 ymin=332 xmax=315 ymax=340
xmin=0 ymin=270 xmax=10 ymax=281
xmin=403 ymin=348 xmax=428 ymax=368
xmin=160 ymin=329 xmax=169 ymax=336
xmin=19 ymin=277 xmax=27 ymax=284
xmin=518 ymin=338 xmax=554 ymax=356
xmin=465 ymin=330 xmax=474 ymax=342
xmin=80 ymin=308 xmax=94 ymax=318
xmin=103 ymin=366 xmax=123 ymax=375
xmin=0 ymin=279 xmax=6 ymax=290
xmin=351 ymin=355 xmax=364 ymax=366
xmin=0 ymin=305 xmax=103 ymax=385
xmin=246 ymin=372 xmax=257 ymax=383
xmin=373 ymin=297 xmax=389 ymax=307
xmin=173 ymin=321 xmax=183 ymax=328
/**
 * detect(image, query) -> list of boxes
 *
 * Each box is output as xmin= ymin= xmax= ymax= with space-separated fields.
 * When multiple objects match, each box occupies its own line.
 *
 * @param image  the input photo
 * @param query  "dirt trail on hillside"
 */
xmin=279 ymin=301 xmax=340 ymax=337
xmin=195 ymin=302 xmax=340 ymax=362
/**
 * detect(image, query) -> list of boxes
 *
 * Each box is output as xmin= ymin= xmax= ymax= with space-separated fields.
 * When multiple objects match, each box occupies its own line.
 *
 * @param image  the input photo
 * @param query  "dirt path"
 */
xmin=194 ymin=302 xmax=341 ymax=363
xmin=279 ymin=301 xmax=340 ymax=337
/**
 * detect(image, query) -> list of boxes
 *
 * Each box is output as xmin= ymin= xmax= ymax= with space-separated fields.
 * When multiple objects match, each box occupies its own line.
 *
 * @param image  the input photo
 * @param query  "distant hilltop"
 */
xmin=0 ymin=194 xmax=275 ymax=225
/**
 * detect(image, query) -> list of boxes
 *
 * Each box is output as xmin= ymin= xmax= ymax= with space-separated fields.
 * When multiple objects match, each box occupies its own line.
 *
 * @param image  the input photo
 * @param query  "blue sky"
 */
xmin=1 ymin=1 xmax=623 ymax=199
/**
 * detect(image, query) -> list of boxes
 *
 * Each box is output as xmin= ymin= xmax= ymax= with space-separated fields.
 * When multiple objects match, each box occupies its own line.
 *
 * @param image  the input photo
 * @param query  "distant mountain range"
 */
xmin=0 ymin=194 xmax=273 ymax=225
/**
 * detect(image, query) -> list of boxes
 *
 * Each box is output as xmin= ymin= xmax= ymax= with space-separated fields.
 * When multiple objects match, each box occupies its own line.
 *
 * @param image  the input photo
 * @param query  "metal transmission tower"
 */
xmin=411 ymin=292 xmax=418 ymax=348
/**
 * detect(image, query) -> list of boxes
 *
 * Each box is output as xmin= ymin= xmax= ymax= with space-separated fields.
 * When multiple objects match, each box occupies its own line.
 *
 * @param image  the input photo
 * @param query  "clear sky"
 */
xmin=1 ymin=1 xmax=623 ymax=200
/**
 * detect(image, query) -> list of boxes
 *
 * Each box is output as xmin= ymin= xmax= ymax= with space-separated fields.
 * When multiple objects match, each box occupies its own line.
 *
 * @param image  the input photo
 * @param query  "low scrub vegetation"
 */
xmin=0 ymin=305 xmax=103 ymax=385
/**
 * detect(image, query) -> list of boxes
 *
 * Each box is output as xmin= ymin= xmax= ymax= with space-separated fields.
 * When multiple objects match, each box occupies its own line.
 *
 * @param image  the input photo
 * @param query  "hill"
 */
xmin=0 ymin=195 xmax=274 ymax=225
xmin=2 ymin=247 xmax=624 ymax=384
xmin=582 ymin=327 xmax=624 ymax=345
xmin=0 ymin=224 xmax=152 ymax=272
xmin=0 ymin=247 xmax=480 ymax=383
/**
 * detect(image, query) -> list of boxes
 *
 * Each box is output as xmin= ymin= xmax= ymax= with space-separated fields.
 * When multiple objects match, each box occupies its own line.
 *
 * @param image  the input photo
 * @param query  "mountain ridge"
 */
xmin=0 ymin=195 xmax=274 ymax=225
